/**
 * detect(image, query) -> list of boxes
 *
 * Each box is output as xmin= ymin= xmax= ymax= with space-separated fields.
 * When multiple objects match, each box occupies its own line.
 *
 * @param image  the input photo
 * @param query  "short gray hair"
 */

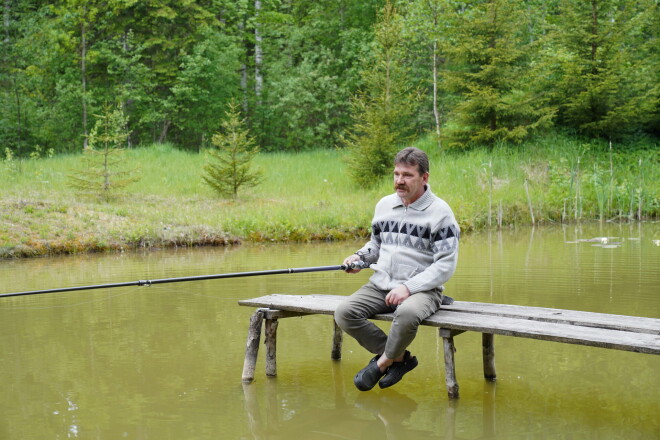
xmin=394 ymin=147 xmax=429 ymax=175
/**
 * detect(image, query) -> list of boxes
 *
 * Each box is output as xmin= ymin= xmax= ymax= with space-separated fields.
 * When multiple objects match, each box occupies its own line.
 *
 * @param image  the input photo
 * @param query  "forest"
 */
xmin=0 ymin=0 xmax=658 ymax=158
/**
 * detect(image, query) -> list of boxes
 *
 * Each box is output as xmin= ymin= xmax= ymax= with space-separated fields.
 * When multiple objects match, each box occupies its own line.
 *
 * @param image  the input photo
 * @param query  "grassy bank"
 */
xmin=1 ymin=134 xmax=658 ymax=258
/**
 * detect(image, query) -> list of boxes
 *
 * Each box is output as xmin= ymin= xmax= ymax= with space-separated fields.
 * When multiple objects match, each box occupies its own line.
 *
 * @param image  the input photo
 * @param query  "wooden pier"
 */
xmin=238 ymin=294 xmax=660 ymax=398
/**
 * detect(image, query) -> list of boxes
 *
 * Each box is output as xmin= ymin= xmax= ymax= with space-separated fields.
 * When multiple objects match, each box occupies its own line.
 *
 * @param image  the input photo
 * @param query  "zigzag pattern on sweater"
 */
xmin=372 ymin=220 xmax=459 ymax=253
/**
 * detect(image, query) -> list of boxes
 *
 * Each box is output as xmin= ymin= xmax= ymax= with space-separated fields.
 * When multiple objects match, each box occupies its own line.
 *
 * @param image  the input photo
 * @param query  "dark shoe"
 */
xmin=442 ymin=295 xmax=454 ymax=305
xmin=354 ymin=355 xmax=386 ymax=391
xmin=378 ymin=351 xmax=418 ymax=389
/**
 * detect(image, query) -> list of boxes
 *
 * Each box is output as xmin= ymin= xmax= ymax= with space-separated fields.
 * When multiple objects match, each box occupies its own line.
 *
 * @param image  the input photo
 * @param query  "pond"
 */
xmin=1 ymin=223 xmax=659 ymax=439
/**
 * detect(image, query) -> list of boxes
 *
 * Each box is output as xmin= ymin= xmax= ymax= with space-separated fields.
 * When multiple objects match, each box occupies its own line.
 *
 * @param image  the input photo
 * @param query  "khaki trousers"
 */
xmin=334 ymin=282 xmax=444 ymax=359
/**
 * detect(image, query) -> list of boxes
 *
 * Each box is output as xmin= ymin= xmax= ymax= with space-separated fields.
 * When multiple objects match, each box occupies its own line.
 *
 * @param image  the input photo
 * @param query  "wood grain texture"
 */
xmin=239 ymin=294 xmax=660 ymax=354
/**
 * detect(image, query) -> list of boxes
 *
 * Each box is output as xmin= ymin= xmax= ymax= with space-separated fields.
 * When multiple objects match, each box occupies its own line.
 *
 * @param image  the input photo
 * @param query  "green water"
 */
xmin=1 ymin=224 xmax=658 ymax=439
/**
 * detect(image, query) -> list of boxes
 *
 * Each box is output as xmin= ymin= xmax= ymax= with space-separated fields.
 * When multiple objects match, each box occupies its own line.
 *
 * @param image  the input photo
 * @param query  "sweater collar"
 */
xmin=394 ymin=185 xmax=434 ymax=210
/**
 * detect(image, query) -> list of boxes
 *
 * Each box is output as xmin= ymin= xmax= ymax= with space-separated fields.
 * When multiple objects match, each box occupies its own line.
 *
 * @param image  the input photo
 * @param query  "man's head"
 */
xmin=393 ymin=147 xmax=429 ymax=206
xmin=394 ymin=147 xmax=429 ymax=176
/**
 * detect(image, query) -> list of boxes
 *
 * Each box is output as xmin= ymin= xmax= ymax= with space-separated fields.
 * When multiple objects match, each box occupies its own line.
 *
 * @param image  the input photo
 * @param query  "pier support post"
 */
xmin=242 ymin=309 xmax=265 ymax=382
xmin=331 ymin=321 xmax=343 ymax=360
xmin=482 ymin=333 xmax=496 ymax=381
xmin=440 ymin=329 xmax=460 ymax=399
xmin=265 ymin=318 xmax=279 ymax=376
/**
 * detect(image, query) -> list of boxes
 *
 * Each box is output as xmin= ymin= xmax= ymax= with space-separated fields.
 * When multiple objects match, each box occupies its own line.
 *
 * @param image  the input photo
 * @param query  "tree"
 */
xmin=443 ymin=0 xmax=555 ymax=148
xmin=343 ymin=1 xmax=419 ymax=187
xmin=68 ymin=104 xmax=139 ymax=200
xmin=544 ymin=0 xmax=659 ymax=139
xmin=402 ymin=0 xmax=452 ymax=150
xmin=203 ymin=101 xmax=263 ymax=198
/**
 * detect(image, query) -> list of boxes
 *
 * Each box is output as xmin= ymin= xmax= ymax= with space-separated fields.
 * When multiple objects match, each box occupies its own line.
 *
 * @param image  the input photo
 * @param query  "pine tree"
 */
xmin=443 ymin=0 xmax=554 ymax=148
xmin=68 ymin=104 xmax=139 ymax=201
xmin=343 ymin=1 xmax=419 ymax=187
xmin=202 ymin=101 xmax=263 ymax=198
xmin=546 ymin=0 xmax=659 ymax=139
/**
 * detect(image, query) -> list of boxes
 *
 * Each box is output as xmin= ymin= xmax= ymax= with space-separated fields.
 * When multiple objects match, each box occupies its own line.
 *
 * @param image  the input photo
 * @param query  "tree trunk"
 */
xmin=238 ymin=17 xmax=249 ymax=114
xmin=158 ymin=120 xmax=171 ymax=143
xmin=81 ymin=20 xmax=89 ymax=150
xmin=432 ymin=42 xmax=441 ymax=150
xmin=3 ymin=0 xmax=9 ymax=45
xmin=590 ymin=0 xmax=598 ymax=74
xmin=254 ymin=0 xmax=263 ymax=104
xmin=5 ymin=0 xmax=23 ymax=148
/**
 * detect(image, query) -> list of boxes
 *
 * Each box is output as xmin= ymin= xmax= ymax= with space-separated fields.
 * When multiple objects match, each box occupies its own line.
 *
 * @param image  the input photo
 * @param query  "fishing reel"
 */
xmin=344 ymin=260 xmax=371 ymax=270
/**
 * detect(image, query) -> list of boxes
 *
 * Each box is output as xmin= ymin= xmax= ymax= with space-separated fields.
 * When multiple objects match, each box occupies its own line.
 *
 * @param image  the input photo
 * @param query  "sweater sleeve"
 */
xmin=403 ymin=216 xmax=460 ymax=294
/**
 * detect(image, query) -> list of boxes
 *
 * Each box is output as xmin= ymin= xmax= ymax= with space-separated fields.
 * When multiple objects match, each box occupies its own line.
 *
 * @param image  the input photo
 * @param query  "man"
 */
xmin=335 ymin=147 xmax=459 ymax=391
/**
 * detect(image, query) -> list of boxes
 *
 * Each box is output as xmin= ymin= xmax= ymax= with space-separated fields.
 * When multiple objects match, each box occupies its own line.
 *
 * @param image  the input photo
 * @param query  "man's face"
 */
xmin=393 ymin=162 xmax=428 ymax=206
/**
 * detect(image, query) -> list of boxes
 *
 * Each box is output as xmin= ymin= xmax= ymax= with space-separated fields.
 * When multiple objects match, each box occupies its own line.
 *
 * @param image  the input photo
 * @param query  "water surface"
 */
xmin=1 ymin=223 xmax=658 ymax=439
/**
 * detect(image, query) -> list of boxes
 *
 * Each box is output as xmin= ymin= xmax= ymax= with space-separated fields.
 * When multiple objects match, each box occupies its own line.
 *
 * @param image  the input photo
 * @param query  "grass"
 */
xmin=1 ymin=134 xmax=658 ymax=258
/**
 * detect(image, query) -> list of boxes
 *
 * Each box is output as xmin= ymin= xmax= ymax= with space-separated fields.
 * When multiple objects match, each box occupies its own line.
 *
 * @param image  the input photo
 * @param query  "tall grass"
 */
xmin=1 ymin=134 xmax=657 ymax=257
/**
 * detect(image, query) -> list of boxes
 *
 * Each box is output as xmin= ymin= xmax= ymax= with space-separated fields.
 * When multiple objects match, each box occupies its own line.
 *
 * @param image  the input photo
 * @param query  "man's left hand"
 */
xmin=385 ymin=285 xmax=411 ymax=306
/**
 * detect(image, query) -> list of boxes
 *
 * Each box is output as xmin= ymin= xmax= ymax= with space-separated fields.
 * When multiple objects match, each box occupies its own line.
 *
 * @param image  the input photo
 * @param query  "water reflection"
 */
xmin=242 ymin=363 xmax=501 ymax=440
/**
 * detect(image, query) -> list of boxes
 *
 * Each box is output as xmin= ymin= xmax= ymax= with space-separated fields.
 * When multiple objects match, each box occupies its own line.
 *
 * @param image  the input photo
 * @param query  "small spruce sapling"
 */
xmin=68 ymin=105 xmax=139 ymax=201
xmin=203 ymin=101 xmax=263 ymax=198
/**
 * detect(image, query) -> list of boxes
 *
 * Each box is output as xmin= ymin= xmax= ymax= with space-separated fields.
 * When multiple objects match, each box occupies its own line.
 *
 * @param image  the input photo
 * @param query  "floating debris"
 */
xmin=579 ymin=237 xmax=621 ymax=244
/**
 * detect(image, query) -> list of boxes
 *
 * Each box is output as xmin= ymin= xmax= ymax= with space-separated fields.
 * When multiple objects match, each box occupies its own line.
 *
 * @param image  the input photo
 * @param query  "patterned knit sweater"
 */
xmin=356 ymin=185 xmax=459 ymax=294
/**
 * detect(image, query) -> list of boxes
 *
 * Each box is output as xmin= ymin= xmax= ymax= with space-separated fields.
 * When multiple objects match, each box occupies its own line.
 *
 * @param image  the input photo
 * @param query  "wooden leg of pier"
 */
xmin=440 ymin=329 xmax=460 ymax=399
xmin=242 ymin=309 xmax=265 ymax=383
xmin=265 ymin=318 xmax=279 ymax=377
xmin=482 ymin=333 xmax=497 ymax=381
xmin=331 ymin=321 xmax=343 ymax=360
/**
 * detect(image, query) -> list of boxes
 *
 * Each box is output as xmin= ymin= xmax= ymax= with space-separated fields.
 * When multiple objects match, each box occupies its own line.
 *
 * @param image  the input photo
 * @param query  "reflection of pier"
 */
xmin=241 ymin=362 xmax=498 ymax=440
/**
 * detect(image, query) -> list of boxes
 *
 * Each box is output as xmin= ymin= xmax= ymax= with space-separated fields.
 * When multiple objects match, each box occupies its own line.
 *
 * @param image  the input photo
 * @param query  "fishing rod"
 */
xmin=0 ymin=261 xmax=371 ymax=299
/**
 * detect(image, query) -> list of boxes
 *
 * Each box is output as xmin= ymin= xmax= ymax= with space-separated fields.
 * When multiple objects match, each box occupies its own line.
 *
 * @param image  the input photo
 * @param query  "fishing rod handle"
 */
xmin=345 ymin=260 xmax=371 ymax=270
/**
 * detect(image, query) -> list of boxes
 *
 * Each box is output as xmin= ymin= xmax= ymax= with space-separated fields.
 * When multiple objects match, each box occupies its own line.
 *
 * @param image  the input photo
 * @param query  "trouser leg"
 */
xmin=384 ymin=290 xmax=443 ymax=359
xmin=334 ymin=284 xmax=391 ymax=355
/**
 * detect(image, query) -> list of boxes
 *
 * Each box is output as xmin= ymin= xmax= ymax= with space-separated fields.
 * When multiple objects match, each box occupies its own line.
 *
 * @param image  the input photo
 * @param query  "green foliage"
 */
xmin=202 ymin=102 xmax=263 ymax=198
xmin=68 ymin=105 xmax=140 ymax=200
xmin=255 ymin=0 xmax=376 ymax=152
xmin=442 ymin=0 xmax=555 ymax=148
xmin=0 ymin=0 xmax=657 ymax=157
xmin=343 ymin=1 xmax=419 ymax=187
xmin=544 ymin=0 xmax=659 ymax=139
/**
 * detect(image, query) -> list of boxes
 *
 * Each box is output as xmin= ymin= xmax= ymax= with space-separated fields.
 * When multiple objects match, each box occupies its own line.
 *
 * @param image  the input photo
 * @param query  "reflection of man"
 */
xmin=335 ymin=147 xmax=459 ymax=391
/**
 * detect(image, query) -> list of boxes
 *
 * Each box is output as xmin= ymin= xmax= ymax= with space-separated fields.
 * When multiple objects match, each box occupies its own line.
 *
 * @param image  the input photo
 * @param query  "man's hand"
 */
xmin=343 ymin=254 xmax=362 ymax=273
xmin=385 ymin=285 xmax=411 ymax=306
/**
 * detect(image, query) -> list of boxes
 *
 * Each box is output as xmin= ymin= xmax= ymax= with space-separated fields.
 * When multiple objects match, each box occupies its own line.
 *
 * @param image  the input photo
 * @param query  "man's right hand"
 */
xmin=343 ymin=254 xmax=362 ymax=273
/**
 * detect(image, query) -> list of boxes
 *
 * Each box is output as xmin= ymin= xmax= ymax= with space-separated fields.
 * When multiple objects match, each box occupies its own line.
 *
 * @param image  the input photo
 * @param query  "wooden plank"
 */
xmin=239 ymin=294 xmax=660 ymax=335
xmin=238 ymin=294 xmax=660 ymax=354
xmin=446 ymin=301 xmax=660 ymax=335
xmin=239 ymin=294 xmax=341 ymax=315
xmin=423 ymin=312 xmax=660 ymax=354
